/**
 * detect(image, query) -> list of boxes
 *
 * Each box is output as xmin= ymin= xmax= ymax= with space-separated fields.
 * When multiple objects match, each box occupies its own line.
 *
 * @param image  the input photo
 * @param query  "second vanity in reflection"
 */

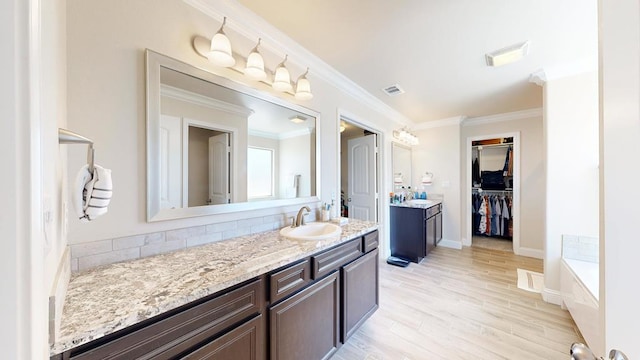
xmin=390 ymin=200 xmax=443 ymax=263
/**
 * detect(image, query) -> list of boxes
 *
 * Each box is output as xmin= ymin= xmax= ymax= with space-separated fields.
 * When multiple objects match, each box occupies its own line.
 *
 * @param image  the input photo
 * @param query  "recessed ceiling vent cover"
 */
xmin=382 ymin=84 xmax=405 ymax=96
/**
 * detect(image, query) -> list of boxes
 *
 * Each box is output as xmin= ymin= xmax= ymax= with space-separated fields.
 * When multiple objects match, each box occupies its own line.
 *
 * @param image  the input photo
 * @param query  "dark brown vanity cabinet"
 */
xmin=269 ymin=231 xmax=379 ymax=360
xmin=53 ymin=278 xmax=266 ymax=360
xmin=53 ymin=230 xmax=379 ymax=360
xmin=269 ymin=272 xmax=340 ymax=360
xmin=390 ymin=204 xmax=442 ymax=263
xmin=342 ymin=248 xmax=379 ymax=341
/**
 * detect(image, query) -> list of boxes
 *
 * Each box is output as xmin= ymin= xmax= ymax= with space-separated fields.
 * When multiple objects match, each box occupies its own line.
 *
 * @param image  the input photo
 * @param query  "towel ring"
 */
xmin=58 ymin=128 xmax=95 ymax=173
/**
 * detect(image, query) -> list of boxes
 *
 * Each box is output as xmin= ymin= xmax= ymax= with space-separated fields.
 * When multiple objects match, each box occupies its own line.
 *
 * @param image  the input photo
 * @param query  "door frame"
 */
xmin=337 ymin=109 xmax=385 ymax=253
xmin=182 ymin=118 xmax=238 ymax=206
xmin=464 ymin=132 xmax=521 ymax=255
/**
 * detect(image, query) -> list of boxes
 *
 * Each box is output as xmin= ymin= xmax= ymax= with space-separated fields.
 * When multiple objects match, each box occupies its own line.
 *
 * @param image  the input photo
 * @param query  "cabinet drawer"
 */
xmin=426 ymin=204 xmax=441 ymax=218
xmin=363 ymin=231 xmax=379 ymax=253
xmin=270 ymin=259 xmax=311 ymax=304
xmin=69 ymin=278 xmax=264 ymax=360
xmin=311 ymin=238 xmax=362 ymax=280
xmin=181 ymin=314 xmax=264 ymax=360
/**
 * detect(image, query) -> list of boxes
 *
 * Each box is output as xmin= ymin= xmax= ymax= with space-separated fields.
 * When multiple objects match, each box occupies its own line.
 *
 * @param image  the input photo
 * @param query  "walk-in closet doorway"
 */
xmin=464 ymin=132 xmax=521 ymax=254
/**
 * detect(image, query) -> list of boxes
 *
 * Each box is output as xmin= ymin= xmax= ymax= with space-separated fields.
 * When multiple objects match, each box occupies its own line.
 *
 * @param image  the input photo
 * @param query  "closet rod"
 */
xmin=473 ymin=143 xmax=513 ymax=149
xmin=472 ymin=188 xmax=512 ymax=194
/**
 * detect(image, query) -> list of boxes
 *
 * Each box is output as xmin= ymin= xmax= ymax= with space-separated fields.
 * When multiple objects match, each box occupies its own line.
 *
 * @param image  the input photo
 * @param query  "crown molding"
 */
xmin=462 ymin=108 xmax=542 ymax=127
xmin=161 ymin=84 xmax=254 ymax=117
xmin=249 ymin=127 xmax=311 ymax=140
xmin=529 ymin=70 xmax=547 ymax=86
xmin=413 ymin=115 xmax=465 ymax=130
xmin=183 ymin=0 xmax=413 ymax=127
xmin=529 ymin=57 xmax=598 ymax=86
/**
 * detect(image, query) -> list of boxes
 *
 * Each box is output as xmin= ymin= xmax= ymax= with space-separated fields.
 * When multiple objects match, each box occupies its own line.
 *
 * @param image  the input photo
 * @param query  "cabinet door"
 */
xmin=270 ymin=272 xmax=340 ymax=360
xmin=390 ymin=206 xmax=426 ymax=262
xmin=426 ymin=215 xmax=436 ymax=255
xmin=435 ymin=212 xmax=442 ymax=245
xmin=342 ymin=248 xmax=379 ymax=341
xmin=181 ymin=314 xmax=264 ymax=360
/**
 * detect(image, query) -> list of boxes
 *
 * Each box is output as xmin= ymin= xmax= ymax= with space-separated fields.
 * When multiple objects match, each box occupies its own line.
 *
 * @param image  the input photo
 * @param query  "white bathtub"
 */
xmin=561 ymin=258 xmax=601 ymax=355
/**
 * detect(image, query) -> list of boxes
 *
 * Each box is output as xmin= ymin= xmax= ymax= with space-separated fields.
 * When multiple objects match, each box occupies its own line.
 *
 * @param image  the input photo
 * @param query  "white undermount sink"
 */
xmin=280 ymin=222 xmax=342 ymax=241
xmin=407 ymin=199 xmax=435 ymax=206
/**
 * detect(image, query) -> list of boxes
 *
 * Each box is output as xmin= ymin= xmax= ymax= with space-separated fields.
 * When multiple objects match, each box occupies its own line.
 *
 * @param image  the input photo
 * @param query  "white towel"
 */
xmin=74 ymin=164 xmax=113 ymax=222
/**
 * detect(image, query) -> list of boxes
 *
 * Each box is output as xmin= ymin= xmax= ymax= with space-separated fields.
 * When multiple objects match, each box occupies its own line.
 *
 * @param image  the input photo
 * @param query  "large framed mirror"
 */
xmin=392 ymin=142 xmax=412 ymax=189
xmin=146 ymin=50 xmax=319 ymax=221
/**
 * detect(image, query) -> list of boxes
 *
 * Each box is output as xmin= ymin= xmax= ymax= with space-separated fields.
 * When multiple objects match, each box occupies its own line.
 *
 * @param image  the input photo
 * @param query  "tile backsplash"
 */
xmin=70 ymin=210 xmax=314 ymax=272
xmin=562 ymin=234 xmax=599 ymax=263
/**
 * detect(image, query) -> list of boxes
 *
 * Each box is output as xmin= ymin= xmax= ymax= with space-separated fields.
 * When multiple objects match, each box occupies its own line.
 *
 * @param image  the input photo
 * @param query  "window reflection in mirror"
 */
xmin=247 ymin=147 xmax=274 ymax=199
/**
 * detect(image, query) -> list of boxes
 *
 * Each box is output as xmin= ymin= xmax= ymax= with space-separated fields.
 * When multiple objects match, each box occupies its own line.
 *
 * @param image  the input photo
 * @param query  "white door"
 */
xmin=347 ymin=134 xmax=377 ymax=221
xmin=159 ymin=115 xmax=182 ymax=209
xmin=209 ymin=133 xmax=230 ymax=204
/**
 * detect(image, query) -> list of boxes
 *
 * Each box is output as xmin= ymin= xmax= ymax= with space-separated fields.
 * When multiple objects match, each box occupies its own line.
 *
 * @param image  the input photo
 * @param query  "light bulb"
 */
xmin=295 ymin=69 xmax=313 ymax=100
xmin=208 ymin=17 xmax=235 ymax=67
xmin=244 ymin=39 xmax=266 ymax=80
xmin=272 ymin=55 xmax=292 ymax=92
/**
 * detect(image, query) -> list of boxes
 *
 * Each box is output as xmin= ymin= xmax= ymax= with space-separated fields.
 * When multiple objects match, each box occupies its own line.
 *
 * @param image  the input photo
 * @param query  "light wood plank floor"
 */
xmin=333 ymin=246 xmax=583 ymax=360
xmin=472 ymin=235 xmax=514 ymax=252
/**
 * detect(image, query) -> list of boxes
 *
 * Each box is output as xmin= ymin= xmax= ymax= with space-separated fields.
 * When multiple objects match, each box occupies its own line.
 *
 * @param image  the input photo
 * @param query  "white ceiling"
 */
xmin=235 ymin=0 xmax=598 ymax=124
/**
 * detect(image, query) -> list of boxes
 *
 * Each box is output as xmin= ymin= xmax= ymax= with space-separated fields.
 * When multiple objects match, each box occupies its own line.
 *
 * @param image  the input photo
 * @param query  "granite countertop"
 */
xmin=51 ymin=219 xmax=378 ymax=355
xmin=390 ymin=199 xmax=443 ymax=209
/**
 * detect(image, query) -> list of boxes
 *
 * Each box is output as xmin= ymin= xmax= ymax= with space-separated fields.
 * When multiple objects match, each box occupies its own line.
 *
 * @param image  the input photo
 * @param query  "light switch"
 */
xmin=442 ymin=180 xmax=450 ymax=188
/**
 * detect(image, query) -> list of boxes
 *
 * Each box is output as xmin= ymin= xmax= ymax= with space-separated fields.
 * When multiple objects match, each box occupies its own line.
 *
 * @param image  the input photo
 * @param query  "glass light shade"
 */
xmin=272 ymin=65 xmax=292 ymax=92
xmin=244 ymin=50 xmax=266 ymax=80
xmin=208 ymin=32 xmax=235 ymax=67
xmin=295 ymin=77 xmax=313 ymax=100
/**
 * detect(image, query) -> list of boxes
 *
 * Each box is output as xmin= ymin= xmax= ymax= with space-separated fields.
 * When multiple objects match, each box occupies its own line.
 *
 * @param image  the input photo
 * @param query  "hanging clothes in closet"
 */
xmin=472 ymin=191 xmax=512 ymax=239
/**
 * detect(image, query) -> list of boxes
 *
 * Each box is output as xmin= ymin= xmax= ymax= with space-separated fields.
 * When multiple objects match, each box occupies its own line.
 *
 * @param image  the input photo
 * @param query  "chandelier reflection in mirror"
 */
xmin=193 ymin=17 xmax=313 ymax=100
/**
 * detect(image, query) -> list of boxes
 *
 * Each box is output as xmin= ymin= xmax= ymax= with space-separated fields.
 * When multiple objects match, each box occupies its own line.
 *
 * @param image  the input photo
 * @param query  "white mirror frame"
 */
xmin=146 ymin=50 xmax=321 ymax=222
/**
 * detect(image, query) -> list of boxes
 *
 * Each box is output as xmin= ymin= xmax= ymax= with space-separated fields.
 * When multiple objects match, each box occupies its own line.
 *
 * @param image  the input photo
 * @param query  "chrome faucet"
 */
xmin=293 ymin=206 xmax=311 ymax=227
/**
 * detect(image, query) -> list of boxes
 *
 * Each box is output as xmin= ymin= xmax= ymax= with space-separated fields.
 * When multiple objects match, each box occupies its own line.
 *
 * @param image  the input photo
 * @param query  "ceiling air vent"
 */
xmin=382 ymin=84 xmax=405 ymax=96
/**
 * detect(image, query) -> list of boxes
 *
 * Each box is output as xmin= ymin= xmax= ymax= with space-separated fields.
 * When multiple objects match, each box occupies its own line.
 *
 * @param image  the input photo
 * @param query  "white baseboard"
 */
xmin=461 ymin=237 xmax=471 ymax=247
xmin=438 ymin=239 xmax=462 ymax=250
xmin=542 ymin=287 xmax=563 ymax=305
xmin=516 ymin=246 xmax=544 ymax=259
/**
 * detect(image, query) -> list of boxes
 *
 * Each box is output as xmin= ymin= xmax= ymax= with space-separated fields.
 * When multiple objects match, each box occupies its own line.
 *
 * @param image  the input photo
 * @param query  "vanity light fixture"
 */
xmin=244 ymin=38 xmax=267 ymax=80
xmin=393 ymin=128 xmax=419 ymax=146
xmin=208 ymin=17 xmax=235 ymax=67
xmin=272 ymin=55 xmax=292 ymax=92
xmin=339 ymin=121 xmax=346 ymax=133
xmin=295 ymin=68 xmax=313 ymax=100
xmin=192 ymin=16 xmax=313 ymax=100
xmin=486 ymin=41 xmax=529 ymax=67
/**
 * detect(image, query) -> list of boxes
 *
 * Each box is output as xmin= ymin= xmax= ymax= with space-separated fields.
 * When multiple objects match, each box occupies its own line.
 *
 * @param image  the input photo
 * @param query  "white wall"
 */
xmin=2 ymin=0 xmax=66 ymax=357
xmin=460 ymin=115 xmax=545 ymax=253
xmin=600 ymin=0 xmax=640 ymax=357
xmin=279 ymin=133 xmax=312 ymax=199
xmin=543 ymin=71 xmax=599 ymax=304
xmin=65 ymin=0 xmax=399 ymax=245
xmin=413 ymin=124 xmax=461 ymax=247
